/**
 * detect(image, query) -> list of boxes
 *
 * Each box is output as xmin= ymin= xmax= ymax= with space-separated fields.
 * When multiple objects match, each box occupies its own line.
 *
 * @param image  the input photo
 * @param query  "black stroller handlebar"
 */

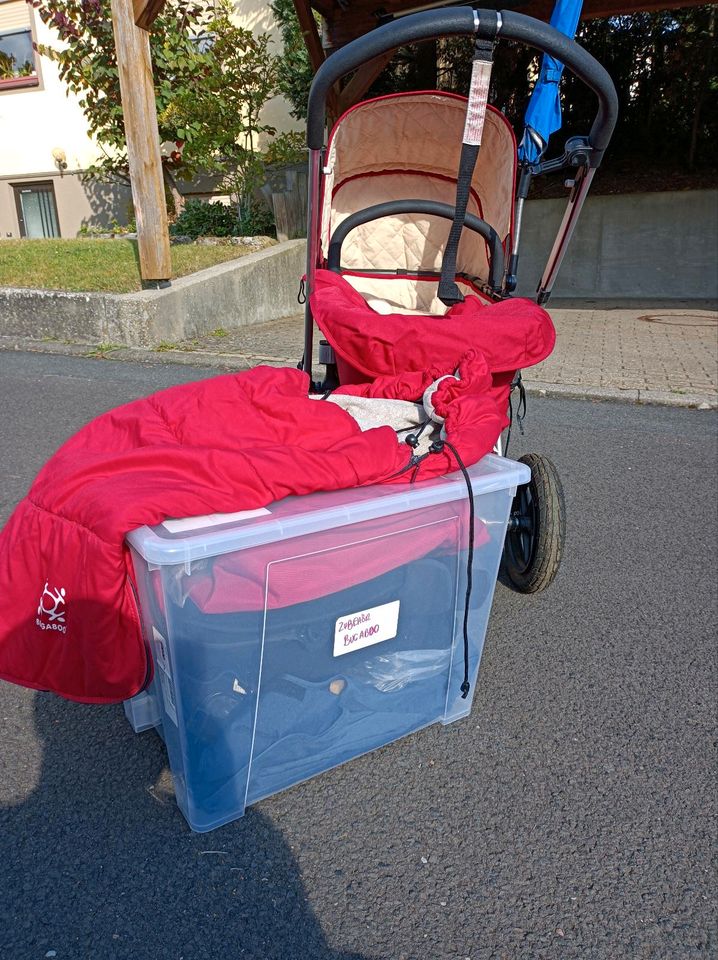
xmin=326 ymin=199 xmax=505 ymax=293
xmin=306 ymin=7 xmax=618 ymax=164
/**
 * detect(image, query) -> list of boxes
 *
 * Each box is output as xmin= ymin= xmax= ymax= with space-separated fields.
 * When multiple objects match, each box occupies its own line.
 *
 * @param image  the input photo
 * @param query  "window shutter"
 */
xmin=0 ymin=1 xmax=32 ymax=33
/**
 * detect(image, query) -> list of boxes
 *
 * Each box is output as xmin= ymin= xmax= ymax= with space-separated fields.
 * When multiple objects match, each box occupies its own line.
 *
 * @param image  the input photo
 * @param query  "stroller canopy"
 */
xmin=320 ymin=92 xmax=516 ymax=293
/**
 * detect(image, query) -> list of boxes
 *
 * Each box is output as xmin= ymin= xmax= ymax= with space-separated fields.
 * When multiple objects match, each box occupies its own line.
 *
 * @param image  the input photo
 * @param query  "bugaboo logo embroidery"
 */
xmin=36 ymin=582 xmax=67 ymax=634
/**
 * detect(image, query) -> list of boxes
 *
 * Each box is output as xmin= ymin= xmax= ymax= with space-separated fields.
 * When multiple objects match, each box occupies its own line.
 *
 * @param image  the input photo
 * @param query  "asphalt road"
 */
xmin=0 ymin=351 xmax=715 ymax=960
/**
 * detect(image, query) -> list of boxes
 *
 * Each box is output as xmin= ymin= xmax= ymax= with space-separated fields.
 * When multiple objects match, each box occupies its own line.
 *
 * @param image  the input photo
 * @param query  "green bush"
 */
xmin=170 ymin=199 xmax=239 ymax=238
xmin=238 ymin=199 xmax=276 ymax=237
xmin=170 ymin=197 xmax=276 ymax=239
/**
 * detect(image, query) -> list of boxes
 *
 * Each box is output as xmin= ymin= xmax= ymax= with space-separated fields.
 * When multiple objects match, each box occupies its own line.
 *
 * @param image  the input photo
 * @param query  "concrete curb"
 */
xmin=523 ymin=379 xmax=717 ymax=409
xmin=0 ymin=336 xmax=293 ymax=371
xmin=0 ymin=240 xmax=307 ymax=349
xmin=0 ymin=336 xmax=715 ymax=409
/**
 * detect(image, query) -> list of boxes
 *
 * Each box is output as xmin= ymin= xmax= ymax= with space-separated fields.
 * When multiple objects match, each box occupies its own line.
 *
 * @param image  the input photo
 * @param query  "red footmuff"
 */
xmin=0 ymin=290 xmax=553 ymax=704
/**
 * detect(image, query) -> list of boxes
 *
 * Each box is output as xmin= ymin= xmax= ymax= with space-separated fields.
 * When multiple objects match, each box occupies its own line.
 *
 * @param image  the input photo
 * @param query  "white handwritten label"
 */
xmin=333 ymin=601 xmax=400 ymax=657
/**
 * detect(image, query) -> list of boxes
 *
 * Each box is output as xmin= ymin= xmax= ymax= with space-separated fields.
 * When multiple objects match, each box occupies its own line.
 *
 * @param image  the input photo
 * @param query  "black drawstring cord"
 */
xmin=506 ymin=386 xmax=517 ymax=455
xmin=403 ymin=420 xmax=432 ymax=483
xmin=505 ymin=372 xmax=527 ymax=455
xmin=387 ymin=449 xmax=430 ymax=481
xmin=516 ymin=377 xmax=527 ymax=436
xmin=404 ymin=417 xmax=431 ymax=447
xmin=429 ymin=438 xmax=474 ymax=700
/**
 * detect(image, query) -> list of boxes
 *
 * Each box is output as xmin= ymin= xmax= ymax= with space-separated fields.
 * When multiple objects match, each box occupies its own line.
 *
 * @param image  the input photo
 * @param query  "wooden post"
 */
xmin=336 ymin=53 xmax=393 ymax=115
xmin=292 ymin=0 xmax=339 ymax=121
xmin=292 ymin=0 xmax=326 ymax=72
xmin=111 ymin=0 xmax=171 ymax=284
xmin=132 ymin=0 xmax=165 ymax=31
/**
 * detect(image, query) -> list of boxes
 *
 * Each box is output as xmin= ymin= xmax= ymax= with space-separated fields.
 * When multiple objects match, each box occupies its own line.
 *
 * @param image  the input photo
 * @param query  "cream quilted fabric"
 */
xmin=343 ymin=274 xmax=489 ymax=316
xmin=320 ymin=93 xmax=516 ymax=285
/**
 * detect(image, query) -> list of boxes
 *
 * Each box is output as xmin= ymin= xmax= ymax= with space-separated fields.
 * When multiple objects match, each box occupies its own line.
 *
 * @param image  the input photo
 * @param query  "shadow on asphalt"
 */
xmin=1 ymin=690 xmax=371 ymax=960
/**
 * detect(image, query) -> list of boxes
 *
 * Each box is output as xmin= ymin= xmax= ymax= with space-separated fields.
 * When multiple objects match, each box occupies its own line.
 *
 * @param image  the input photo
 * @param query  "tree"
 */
xmin=167 ymin=7 xmax=278 ymax=220
xmin=32 ymin=0 xmax=278 ymax=215
xmin=266 ymin=1 xmax=717 ymax=178
xmin=269 ymin=0 xmax=316 ymax=120
xmin=560 ymin=6 xmax=718 ymax=172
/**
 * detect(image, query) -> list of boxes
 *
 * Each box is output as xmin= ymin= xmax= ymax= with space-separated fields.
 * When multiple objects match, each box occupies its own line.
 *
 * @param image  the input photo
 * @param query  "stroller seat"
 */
xmin=320 ymin=91 xmax=517 ymax=298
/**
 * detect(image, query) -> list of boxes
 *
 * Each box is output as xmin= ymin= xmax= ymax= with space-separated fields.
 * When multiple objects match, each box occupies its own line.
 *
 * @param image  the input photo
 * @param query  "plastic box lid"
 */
xmin=126 ymin=453 xmax=530 ymax=567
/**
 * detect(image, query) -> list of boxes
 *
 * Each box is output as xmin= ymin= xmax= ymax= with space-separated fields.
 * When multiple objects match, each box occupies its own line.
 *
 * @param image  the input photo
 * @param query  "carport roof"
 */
xmin=296 ymin=0 xmax=705 ymax=52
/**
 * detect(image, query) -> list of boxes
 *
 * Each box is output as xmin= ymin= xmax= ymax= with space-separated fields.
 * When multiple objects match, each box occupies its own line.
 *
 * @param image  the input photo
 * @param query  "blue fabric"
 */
xmin=166 ymin=553 xmax=461 ymax=813
xmin=518 ymin=0 xmax=584 ymax=163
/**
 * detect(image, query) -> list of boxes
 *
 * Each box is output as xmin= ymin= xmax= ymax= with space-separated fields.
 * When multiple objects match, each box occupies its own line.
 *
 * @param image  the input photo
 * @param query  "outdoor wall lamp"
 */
xmin=52 ymin=148 xmax=68 ymax=175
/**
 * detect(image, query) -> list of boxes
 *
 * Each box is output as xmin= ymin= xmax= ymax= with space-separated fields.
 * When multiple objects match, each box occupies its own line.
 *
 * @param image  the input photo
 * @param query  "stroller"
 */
xmin=300 ymin=5 xmax=618 ymax=594
xmin=110 ymin=9 xmax=618 ymax=831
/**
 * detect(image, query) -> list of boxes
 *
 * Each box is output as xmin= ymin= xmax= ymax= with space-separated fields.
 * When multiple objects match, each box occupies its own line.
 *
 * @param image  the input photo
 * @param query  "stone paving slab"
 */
xmin=1 ymin=300 xmax=715 ymax=408
xmin=167 ymin=301 xmax=718 ymax=401
xmin=531 ymin=302 xmax=717 ymax=397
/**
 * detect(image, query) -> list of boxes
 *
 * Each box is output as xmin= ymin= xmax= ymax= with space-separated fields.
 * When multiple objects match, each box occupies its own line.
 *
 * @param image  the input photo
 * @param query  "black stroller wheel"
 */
xmin=502 ymin=453 xmax=565 ymax=594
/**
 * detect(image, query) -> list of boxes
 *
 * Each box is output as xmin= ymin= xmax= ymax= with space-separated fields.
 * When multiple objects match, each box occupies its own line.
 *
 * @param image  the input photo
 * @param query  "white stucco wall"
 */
xmin=230 ymin=0 xmax=302 ymax=143
xmin=0 ymin=6 xmax=100 ymax=178
xmin=231 ymin=0 xmax=276 ymax=33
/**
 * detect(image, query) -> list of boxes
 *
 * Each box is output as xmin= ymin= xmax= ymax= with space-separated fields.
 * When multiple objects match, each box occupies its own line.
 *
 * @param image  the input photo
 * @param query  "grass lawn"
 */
xmin=0 ymin=238 xmax=276 ymax=294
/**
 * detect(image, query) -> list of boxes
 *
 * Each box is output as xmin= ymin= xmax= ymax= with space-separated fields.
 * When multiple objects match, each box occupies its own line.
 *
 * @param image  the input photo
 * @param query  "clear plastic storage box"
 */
xmin=125 ymin=454 xmax=529 ymax=832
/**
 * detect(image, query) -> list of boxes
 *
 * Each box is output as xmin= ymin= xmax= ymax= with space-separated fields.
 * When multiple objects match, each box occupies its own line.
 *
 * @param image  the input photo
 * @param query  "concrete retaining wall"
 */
xmin=0 ymin=239 xmax=306 ymax=348
xmin=1 ymin=191 xmax=714 ymax=348
xmin=515 ymin=189 xmax=718 ymax=300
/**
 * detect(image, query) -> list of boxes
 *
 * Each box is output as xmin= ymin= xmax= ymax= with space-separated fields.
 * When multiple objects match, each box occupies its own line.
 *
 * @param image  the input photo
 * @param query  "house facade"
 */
xmin=0 ymin=0 xmax=298 ymax=239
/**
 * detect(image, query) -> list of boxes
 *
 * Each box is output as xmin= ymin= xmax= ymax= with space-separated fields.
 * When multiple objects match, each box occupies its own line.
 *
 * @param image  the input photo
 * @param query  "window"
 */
xmin=0 ymin=1 xmax=38 ymax=90
xmin=13 ymin=182 xmax=60 ymax=238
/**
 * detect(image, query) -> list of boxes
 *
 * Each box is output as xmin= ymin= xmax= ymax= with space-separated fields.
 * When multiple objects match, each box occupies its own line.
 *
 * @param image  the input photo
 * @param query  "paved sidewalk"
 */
xmin=1 ymin=299 xmax=716 ymax=407
xmin=528 ymin=301 xmax=717 ymax=406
